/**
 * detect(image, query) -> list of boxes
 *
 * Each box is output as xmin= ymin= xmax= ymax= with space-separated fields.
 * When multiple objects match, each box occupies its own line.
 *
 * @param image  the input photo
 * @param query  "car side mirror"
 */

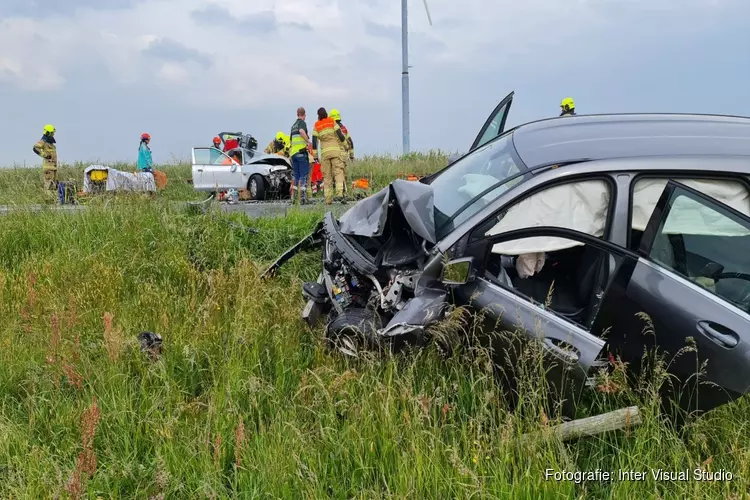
xmin=230 ymin=163 xmax=239 ymax=173
xmin=441 ymin=257 xmax=474 ymax=285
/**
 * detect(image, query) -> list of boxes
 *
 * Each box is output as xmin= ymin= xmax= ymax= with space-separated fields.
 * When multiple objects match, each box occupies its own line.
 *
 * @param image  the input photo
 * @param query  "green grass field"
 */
xmin=1 ymin=156 xmax=749 ymax=498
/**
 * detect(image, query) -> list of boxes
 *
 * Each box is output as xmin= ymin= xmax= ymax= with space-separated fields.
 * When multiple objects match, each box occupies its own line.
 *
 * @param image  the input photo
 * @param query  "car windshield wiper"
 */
xmin=437 ymin=171 xmax=526 ymax=233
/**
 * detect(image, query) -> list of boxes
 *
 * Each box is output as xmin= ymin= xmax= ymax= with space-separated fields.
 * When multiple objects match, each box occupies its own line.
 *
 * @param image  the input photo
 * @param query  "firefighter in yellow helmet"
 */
xmin=329 ymin=109 xmax=354 ymax=161
xmin=560 ymin=97 xmax=576 ymax=117
xmin=329 ymin=108 xmax=353 ymax=196
xmin=33 ymin=124 xmax=58 ymax=191
xmin=265 ymin=132 xmax=289 ymax=156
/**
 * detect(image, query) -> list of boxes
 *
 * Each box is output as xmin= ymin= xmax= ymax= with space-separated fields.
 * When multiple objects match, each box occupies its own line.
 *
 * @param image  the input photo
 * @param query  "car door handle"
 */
xmin=697 ymin=321 xmax=739 ymax=349
xmin=543 ymin=338 xmax=580 ymax=364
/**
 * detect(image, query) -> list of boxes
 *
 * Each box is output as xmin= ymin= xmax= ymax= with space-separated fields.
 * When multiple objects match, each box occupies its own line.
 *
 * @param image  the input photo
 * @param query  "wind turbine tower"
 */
xmin=401 ymin=0 xmax=432 ymax=155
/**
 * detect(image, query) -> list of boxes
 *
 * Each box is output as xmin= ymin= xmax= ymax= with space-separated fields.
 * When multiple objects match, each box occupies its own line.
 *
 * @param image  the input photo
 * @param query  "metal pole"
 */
xmin=401 ymin=0 xmax=410 ymax=155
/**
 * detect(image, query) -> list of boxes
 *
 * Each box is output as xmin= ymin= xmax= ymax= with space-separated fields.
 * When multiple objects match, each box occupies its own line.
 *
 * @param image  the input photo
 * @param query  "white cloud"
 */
xmin=0 ymin=0 xmax=745 ymax=164
xmin=157 ymin=62 xmax=189 ymax=84
xmin=0 ymin=0 xmax=731 ymax=101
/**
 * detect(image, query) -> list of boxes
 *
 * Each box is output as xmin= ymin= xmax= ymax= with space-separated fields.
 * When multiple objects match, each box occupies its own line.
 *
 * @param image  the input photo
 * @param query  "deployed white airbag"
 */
xmin=487 ymin=177 xmax=750 ymax=255
xmin=631 ymin=178 xmax=750 ymax=236
xmin=83 ymin=166 xmax=156 ymax=193
xmin=487 ymin=180 xmax=610 ymax=255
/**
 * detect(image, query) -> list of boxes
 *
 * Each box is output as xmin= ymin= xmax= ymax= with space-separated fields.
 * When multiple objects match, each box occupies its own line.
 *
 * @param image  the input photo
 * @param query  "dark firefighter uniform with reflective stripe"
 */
xmin=33 ymin=134 xmax=58 ymax=190
xmin=265 ymin=138 xmax=289 ymax=156
xmin=312 ymin=117 xmax=347 ymax=203
xmin=338 ymin=123 xmax=354 ymax=162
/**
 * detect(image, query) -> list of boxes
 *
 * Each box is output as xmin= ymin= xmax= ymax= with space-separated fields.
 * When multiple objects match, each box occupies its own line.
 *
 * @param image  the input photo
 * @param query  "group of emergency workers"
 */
xmin=256 ymin=106 xmax=355 ymax=204
xmin=291 ymin=106 xmax=355 ymax=205
xmin=31 ymin=98 xmax=574 ymax=202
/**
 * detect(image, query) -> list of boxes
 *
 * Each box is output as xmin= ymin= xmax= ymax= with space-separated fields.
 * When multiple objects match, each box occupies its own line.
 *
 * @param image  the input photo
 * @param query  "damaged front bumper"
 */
xmin=298 ymin=212 xmax=447 ymax=351
xmin=263 ymin=178 xmax=449 ymax=353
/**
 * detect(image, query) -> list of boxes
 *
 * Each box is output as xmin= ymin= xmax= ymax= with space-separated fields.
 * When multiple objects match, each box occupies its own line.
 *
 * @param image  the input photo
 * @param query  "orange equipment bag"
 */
xmin=352 ymin=178 xmax=370 ymax=190
xmin=153 ymin=170 xmax=168 ymax=190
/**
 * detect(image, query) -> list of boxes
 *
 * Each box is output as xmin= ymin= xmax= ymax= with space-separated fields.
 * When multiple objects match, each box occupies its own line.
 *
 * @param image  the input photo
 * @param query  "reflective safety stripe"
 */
xmin=314 ymin=118 xmax=345 ymax=159
xmin=290 ymin=119 xmax=308 ymax=155
xmin=290 ymin=135 xmax=306 ymax=154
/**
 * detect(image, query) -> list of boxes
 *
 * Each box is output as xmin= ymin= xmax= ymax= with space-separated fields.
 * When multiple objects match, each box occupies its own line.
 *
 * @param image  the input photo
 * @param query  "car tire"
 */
xmin=326 ymin=308 xmax=383 ymax=357
xmin=248 ymin=174 xmax=266 ymax=201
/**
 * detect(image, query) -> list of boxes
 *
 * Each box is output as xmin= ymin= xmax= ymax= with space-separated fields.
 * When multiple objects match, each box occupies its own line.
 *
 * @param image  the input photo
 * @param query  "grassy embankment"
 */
xmin=0 ymin=154 xmax=749 ymax=498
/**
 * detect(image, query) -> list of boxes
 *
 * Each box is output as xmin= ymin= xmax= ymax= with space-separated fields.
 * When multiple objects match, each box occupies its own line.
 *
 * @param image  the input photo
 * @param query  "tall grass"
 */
xmin=0 ymin=199 xmax=748 ymax=498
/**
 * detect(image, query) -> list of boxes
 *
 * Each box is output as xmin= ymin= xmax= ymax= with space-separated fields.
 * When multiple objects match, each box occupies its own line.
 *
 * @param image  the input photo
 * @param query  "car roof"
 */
xmin=510 ymin=113 xmax=750 ymax=168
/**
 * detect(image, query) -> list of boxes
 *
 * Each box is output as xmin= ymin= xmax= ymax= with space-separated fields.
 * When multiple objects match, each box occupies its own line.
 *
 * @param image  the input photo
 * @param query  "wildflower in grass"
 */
xmin=66 ymin=398 xmax=101 ymax=499
xmin=234 ymin=417 xmax=246 ymax=468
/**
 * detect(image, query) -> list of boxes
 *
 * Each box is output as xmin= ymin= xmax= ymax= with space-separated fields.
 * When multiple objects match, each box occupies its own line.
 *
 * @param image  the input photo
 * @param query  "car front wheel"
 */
xmin=248 ymin=174 xmax=266 ymax=200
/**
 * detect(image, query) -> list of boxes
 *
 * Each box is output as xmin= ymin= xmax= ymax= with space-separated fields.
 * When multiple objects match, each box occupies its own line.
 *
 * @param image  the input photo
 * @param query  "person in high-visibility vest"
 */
xmin=289 ymin=107 xmax=313 ymax=203
xmin=312 ymin=107 xmax=347 ymax=204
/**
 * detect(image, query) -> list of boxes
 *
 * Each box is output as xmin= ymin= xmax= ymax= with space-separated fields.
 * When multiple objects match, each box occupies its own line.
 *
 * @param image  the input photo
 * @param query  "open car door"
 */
xmin=592 ymin=180 xmax=750 ymax=414
xmin=192 ymin=147 xmax=241 ymax=191
xmin=470 ymin=91 xmax=514 ymax=152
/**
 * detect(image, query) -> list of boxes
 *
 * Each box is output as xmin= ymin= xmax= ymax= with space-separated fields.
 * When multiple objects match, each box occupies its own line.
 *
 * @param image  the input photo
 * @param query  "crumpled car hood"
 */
xmin=338 ymin=179 xmax=436 ymax=244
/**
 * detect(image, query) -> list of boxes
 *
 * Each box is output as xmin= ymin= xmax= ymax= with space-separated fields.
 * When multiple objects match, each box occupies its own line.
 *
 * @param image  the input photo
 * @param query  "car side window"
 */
xmin=643 ymin=184 xmax=750 ymax=314
xmin=629 ymin=177 xmax=750 ymax=251
xmin=481 ymin=235 xmax=616 ymax=330
xmin=193 ymin=148 xmax=219 ymax=165
xmin=478 ymin=179 xmax=613 ymax=241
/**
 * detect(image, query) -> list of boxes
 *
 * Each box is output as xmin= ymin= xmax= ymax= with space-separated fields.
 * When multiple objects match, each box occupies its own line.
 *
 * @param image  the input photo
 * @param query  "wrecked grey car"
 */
xmin=266 ymin=98 xmax=750 ymax=414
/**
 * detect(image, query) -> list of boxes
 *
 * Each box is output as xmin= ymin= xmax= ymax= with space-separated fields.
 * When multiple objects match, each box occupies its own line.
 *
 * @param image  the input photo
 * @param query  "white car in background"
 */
xmin=191 ymin=146 xmax=292 ymax=201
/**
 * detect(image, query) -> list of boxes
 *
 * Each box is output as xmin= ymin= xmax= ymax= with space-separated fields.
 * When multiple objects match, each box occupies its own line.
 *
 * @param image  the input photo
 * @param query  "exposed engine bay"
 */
xmin=263 ymin=179 xmax=447 ymax=355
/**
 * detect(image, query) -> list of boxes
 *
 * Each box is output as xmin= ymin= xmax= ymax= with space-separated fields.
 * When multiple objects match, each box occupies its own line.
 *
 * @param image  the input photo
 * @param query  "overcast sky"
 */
xmin=0 ymin=0 xmax=748 ymax=167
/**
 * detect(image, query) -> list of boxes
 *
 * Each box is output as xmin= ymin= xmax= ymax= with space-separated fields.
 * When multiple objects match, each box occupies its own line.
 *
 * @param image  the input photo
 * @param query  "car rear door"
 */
xmin=469 ymin=91 xmax=514 ymax=152
xmin=591 ymin=180 xmax=750 ymax=413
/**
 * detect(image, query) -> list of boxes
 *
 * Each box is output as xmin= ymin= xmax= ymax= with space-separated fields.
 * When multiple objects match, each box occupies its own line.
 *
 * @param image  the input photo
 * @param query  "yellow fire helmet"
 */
xmin=330 ymin=109 xmax=341 ymax=121
xmin=276 ymin=131 xmax=285 ymax=141
xmin=43 ymin=124 xmax=56 ymax=134
xmin=560 ymin=97 xmax=575 ymax=111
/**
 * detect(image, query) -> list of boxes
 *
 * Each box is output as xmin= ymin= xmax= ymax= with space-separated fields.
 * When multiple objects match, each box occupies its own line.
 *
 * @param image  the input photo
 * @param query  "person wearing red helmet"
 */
xmin=210 ymin=136 xmax=223 ymax=163
xmin=137 ymin=133 xmax=153 ymax=173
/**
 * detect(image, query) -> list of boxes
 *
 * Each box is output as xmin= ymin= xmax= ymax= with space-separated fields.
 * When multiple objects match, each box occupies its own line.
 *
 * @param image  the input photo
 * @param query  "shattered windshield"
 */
xmin=430 ymin=133 xmax=526 ymax=237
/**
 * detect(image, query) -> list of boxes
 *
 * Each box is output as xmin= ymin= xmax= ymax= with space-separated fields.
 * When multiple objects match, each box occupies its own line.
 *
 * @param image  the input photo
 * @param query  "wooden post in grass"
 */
xmin=521 ymin=406 xmax=642 ymax=444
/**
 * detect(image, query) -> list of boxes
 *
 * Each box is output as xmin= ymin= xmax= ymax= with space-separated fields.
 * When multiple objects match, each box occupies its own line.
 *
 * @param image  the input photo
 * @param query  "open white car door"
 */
xmin=191 ymin=147 xmax=242 ymax=191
